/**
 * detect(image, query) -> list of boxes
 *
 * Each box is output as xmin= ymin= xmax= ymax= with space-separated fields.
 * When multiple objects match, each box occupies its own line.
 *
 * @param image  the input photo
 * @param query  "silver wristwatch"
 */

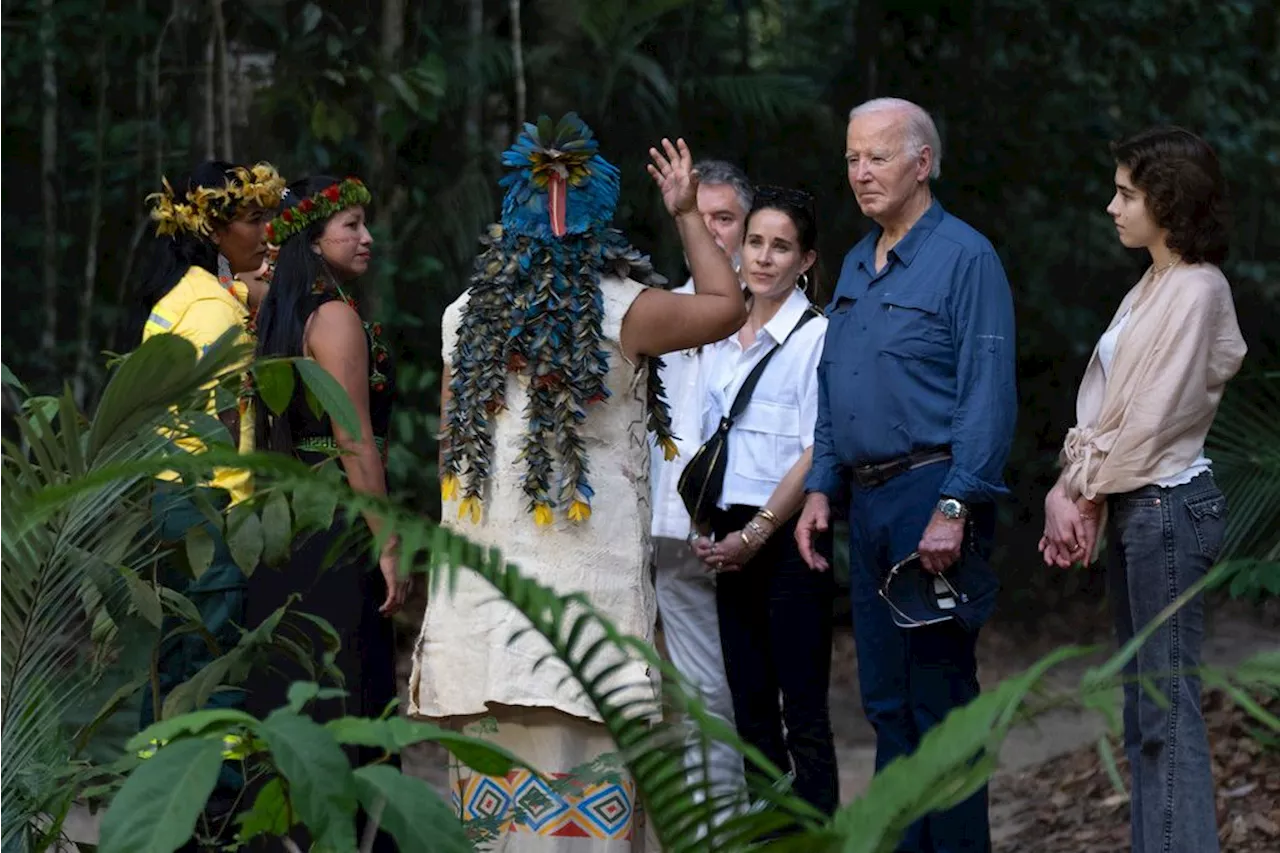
xmin=936 ymin=497 xmax=969 ymax=520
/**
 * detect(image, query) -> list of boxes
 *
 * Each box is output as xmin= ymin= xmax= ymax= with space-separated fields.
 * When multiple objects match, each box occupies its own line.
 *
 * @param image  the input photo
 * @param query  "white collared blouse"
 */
xmin=701 ymin=287 xmax=827 ymax=510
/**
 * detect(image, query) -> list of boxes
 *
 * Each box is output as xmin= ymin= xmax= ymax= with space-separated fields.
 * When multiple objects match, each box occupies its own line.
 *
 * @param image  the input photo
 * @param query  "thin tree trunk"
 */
xmin=203 ymin=30 xmax=216 ymax=159
xmin=39 ymin=0 xmax=59 ymax=372
xmin=465 ymin=0 xmax=484 ymax=152
xmin=212 ymin=0 xmax=232 ymax=159
xmin=135 ymin=0 xmax=147 ymax=201
xmin=510 ymin=0 xmax=526 ymax=127
xmin=74 ymin=21 xmax=110 ymax=408
xmin=152 ymin=1 xmax=180 ymax=185
xmin=853 ymin=0 xmax=882 ymax=105
xmin=363 ymin=0 xmax=405 ymax=317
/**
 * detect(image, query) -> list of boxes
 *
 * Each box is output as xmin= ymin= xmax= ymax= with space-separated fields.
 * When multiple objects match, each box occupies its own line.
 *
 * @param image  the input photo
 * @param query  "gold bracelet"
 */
xmin=746 ymin=519 xmax=773 ymax=540
xmin=739 ymin=530 xmax=758 ymax=549
xmin=756 ymin=507 xmax=780 ymax=525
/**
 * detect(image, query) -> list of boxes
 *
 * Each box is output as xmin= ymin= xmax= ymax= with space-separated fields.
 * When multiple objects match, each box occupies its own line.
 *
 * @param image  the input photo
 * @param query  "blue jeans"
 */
xmin=1108 ymin=472 xmax=1224 ymax=853
xmin=847 ymin=462 xmax=992 ymax=853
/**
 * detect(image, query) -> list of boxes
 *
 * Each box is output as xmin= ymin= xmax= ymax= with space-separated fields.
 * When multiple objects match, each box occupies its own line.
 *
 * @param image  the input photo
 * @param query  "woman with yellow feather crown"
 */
xmin=410 ymin=116 xmax=746 ymax=849
xmin=134 ymin=160 xmax=284 ymax=825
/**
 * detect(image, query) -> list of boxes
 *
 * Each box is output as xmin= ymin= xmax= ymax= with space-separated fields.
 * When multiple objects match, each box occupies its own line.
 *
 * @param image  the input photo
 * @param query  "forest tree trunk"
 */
xmin=510 ymin=0 xmax=526 ymax=128
xmin=212 ymin=0 xmax=232 ymax=159
xmin=74 ymin=20 xmax=110 ymax=407
xmin=465 ymin=0 xmax=484 ymax=152
xmin=39 ymin=0 xmax=60 ymax=375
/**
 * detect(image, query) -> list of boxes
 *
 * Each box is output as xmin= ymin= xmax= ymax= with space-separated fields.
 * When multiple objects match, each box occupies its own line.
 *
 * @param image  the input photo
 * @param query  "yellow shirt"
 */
xmin=143 ymin=266 xmax=255 ymax=503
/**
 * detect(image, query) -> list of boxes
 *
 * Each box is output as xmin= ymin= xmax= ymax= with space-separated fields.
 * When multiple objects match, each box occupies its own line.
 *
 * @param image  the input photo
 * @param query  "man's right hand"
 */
xmin=796 ymin=492 xmax=831 ymax=571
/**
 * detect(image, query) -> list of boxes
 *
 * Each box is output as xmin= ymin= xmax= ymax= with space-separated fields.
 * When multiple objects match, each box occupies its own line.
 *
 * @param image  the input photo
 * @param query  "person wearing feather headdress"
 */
xmin=409 ymin=115 xmax=747 ymax=850
xmin=135 ymin=160 xmax=285 ymax=839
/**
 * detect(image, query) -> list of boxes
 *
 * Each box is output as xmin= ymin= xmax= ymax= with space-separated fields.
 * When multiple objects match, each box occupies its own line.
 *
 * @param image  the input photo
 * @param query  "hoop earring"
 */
xmin=797 ymin=272 xmax=811 ymax=298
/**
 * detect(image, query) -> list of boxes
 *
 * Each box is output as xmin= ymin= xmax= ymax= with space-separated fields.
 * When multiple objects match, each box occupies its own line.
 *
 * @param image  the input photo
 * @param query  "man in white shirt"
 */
xmin=650 ymin=160 xmax=753 ymax=803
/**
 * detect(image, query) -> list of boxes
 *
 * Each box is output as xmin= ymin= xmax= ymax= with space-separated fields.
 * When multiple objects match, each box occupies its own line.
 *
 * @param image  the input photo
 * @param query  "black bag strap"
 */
xmin=722 ymin=307 xmax=821 ymax=424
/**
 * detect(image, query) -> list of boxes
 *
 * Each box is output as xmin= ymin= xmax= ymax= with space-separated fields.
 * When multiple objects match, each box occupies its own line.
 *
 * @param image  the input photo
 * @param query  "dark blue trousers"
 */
xmin=846 ymin=462 xmax=991 ymax=853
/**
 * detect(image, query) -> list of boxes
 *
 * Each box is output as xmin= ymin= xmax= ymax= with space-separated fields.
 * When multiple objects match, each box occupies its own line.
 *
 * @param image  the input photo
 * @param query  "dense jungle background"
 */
xmin=3 ymin=1 xmax=1280 ymax=850
xmin=3 ymin=0 xmax=1277 ymax=616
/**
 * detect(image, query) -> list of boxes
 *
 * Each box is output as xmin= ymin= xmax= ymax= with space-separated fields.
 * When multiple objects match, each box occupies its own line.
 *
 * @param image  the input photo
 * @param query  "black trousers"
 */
xmin=713 ymin=504 xmax=839 ymax=815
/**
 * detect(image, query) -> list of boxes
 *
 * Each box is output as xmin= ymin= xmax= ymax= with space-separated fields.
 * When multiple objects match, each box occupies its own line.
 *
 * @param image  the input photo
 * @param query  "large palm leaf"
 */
xmin=1205 ymin=371 xmax=1280 ymax=561
xmin=1 ymin=331 xmax=250 ymax=850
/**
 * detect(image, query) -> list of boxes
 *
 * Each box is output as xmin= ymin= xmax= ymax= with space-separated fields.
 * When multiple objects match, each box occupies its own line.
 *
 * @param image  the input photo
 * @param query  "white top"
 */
xmin=410 ymin=276 xmax=660 ymax=723
xmin=650 ymin=279 xmax=712 ymax=540
xmin=701 ymin=287 xmax=827 ymax=509
xmin=1098 ymin=308 xmax=1212 ymax=488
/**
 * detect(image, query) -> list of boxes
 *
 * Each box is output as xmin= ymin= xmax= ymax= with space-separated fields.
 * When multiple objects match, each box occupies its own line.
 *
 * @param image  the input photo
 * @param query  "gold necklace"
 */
xmin=1150 ymin=258 xmax=1179 ymax=278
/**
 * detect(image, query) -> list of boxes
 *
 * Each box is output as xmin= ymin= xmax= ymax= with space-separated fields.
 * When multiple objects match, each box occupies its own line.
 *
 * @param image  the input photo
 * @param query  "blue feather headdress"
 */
xmin=499 ymin=113 xmax=621 ymax=241
xmin=441 ymin=113 xmax=676 ymax=528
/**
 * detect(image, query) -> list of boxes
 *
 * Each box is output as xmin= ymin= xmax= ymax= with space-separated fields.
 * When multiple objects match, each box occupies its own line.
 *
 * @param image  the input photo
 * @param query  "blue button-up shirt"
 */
xmin=804 ymin=201 xmax=1017 ymax=504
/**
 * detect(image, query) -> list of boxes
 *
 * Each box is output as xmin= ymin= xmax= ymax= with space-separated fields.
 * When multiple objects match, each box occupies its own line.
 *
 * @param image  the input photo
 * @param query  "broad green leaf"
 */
xmin=386 ymin=72 xmax=420 ymax=112
xmin=157 ymin=588 xmax=208 ymax=636
xmin=225 ymin=502 xmax=263 ymax=574
xmin=184 ymin=525 xmax=214 ymax=579
xmin=291 ymin=480 xmax=338 ymax=533
xmin=326 ymin=716 xmax=521 ymax=776
xmin=354 ymin=765 xmax=472 ymax=853
xmin=301 ymin=2 xmax=322 ymax=34
xmin=97 ymin=737 xmax=225 ymax=853
xmin=253 ymin=360 xmax=296 ymax=416
xmin=2 ymin=361 xmax=27 ymax=393
xmin=257 ymin=710 xmax=358 ymax=850
xmin=294 ymin=358 xmax=361 ymax=440
xmin=260 ymin=490 xmax=292 ymax=566
xmin=161 ymin=655 xmax=238 ymax=720
xmin=123 ymin=571 xmax=163 ymax=628
xmin=284 ymin=681 xmax=347 ymax=713
xmin=127 ymin=708 xmax=259 ymax=753
xmin=236 ymin=777 xmax=295 ymax=842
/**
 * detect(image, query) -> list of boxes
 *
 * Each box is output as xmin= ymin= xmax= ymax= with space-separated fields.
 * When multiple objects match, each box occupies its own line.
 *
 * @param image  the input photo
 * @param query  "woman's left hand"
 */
xmin=378 ymin=550 xmax=409 ymax=616
xmin=705 ymin=531 xmax=756 ymax=574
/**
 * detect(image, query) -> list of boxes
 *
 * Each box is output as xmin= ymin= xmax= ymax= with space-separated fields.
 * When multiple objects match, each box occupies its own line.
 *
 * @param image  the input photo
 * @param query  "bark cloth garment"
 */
xmin=411 ymin=276 xmax=657 ymax=850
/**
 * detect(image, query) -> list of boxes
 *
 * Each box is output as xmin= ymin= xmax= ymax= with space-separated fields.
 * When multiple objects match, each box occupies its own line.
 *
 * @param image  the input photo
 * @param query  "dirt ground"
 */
xmin=398 ymin=596 xmax=1280 ymax=851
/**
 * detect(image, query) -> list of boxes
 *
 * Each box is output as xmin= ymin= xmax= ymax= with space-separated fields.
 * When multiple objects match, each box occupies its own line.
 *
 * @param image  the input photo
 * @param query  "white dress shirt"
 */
xmin=650 ymin=280 xmax=713 ymax=540
xmin=1098 ymin=308 xmax=1211 ymax=487
xmin=701 ymin=287 xmax=827 ymax=509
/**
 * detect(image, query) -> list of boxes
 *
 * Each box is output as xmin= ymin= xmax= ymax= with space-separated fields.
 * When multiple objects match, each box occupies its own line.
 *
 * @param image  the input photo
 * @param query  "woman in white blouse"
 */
xmin=1041 ymin=127 xmax=1246 ymax=853
xmin=694 ymin=185 xmax=837 ymax=815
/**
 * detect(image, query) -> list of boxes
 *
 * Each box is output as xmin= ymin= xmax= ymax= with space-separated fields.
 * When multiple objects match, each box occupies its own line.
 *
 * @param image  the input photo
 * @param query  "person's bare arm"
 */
xmin=438 ymin=363 xmax=452 ymax=473
xmin=305 ymin=301 xmax=405 ymax=614
xmin=620 ymin=139 xmax=746 ymax=360
xmin=708 ymin=448 xmax=813 ymax=572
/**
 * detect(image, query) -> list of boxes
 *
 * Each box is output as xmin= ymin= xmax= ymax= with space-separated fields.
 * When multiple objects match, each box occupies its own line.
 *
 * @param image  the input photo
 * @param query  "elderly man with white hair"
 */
xmin=796 ymin=98 xmax=1016 ymax=852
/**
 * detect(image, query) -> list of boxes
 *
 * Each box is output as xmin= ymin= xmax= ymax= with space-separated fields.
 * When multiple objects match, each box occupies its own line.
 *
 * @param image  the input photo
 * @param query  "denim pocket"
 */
xmin=1184 ymin=492 xmax=1226 ymax=561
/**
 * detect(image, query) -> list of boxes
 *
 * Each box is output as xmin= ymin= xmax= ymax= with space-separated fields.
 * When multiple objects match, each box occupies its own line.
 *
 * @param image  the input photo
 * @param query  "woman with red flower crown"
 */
xmin=242 ymin=175 xmax=401 ymax=852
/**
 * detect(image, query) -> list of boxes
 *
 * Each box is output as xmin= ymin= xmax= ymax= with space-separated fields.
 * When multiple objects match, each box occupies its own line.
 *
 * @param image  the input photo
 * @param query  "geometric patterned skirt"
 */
xmin=450 ymin=706 xmax=647 ymax=852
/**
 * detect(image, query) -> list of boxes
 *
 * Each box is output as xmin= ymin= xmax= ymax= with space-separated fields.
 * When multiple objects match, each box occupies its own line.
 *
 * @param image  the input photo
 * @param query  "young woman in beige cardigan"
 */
xmin=1041 ymin=127 xmax=1246 ymax=853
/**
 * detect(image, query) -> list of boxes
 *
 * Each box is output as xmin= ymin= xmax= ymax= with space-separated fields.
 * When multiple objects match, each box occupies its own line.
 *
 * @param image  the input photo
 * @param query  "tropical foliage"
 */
xmin=4 ymin=338 xmax=1277 ymax=852
xmin=3 ymin=1 xmax=1274 ymax=616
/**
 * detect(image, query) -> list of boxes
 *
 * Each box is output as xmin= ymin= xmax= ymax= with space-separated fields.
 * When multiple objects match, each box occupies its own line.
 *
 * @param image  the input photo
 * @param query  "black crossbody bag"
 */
xmin=677 ymin=309 xmax=819 ymax=526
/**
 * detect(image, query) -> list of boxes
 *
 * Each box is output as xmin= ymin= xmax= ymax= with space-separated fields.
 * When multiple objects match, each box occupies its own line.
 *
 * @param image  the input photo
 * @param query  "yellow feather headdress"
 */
xmin=146 ymin=162 xmax=286 ymax=237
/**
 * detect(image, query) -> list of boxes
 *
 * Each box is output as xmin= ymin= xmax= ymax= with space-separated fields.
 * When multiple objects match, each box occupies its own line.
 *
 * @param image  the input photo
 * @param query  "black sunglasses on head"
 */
xmin=752 ymin=184 xmax=815 ymax=215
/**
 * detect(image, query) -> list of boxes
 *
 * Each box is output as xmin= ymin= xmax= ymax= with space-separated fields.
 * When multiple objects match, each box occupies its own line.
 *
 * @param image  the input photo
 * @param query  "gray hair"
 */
xmin=693 ymin=159 xmax=753 ymax=214
xmin=848 ymin=98 xmax=942 ymax=180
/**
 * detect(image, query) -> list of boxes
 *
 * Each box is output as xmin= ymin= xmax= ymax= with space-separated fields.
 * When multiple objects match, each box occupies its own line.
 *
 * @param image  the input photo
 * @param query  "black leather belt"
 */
xmin=850 ymin=447 xmax=952 ymax=489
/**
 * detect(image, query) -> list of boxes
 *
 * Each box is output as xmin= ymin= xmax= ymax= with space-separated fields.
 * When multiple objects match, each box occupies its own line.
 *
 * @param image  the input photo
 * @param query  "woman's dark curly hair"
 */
xmin=1111 ymin=127 xmax=1229 ymax=265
